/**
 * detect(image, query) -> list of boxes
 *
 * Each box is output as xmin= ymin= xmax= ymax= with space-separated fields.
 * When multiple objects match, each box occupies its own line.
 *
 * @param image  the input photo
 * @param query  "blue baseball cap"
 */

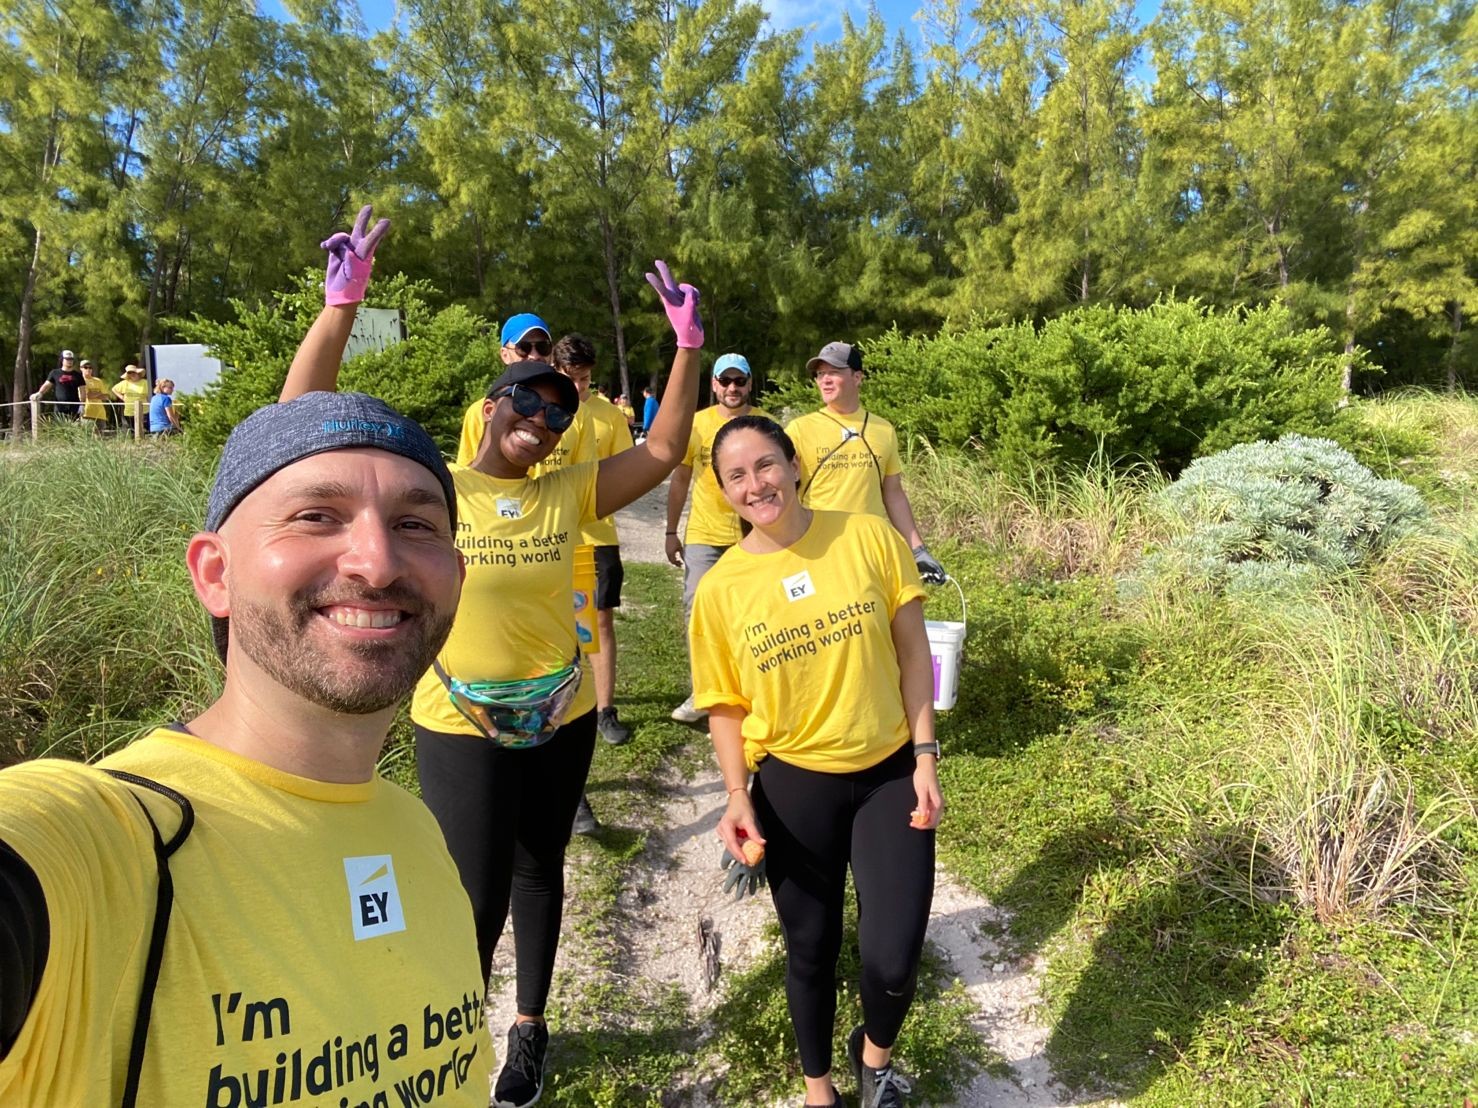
xmin=713 ymin=353 xmax=751 ymax=378
xmin=500 ymin=313 xmax=551 ymax=346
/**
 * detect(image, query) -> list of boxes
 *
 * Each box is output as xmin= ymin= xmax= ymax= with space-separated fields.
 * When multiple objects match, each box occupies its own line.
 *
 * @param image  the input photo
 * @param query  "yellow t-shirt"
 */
xmin=574 ymin=394 xmax=633 ymax=547
xmin=81 ymin=378 xmax=109 ymax=421
xmin=689 ymin=510 xmax=926 ymax=773
xmin=786 ymin=407 xmax=902 ymax=519
xmin=0 ymin=729 xmax=490 ymax=1107
xmin=111 ymin=378 xmax=150 ymax=419
xmin=411 ymin=461 xmax=600 ymax=734
xmin=682 ymin=404 xmax=776 ymax=548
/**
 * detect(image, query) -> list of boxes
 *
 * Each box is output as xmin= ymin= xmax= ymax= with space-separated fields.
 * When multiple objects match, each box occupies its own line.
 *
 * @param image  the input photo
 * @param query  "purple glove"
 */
xmin=321 ymin=204 xmax=390 ymax=307
xmin=645 ymin=260 xmax=704 ymax=349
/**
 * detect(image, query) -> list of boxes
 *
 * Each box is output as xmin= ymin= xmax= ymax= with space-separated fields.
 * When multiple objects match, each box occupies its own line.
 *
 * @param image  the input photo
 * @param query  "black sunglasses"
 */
xmin=716 ymin=375 xmax=750 ymax=387
xmin=515 ymin=339 xmax=552 ymax=357
xmin=495 ymin=383 xmax=575 ymax=432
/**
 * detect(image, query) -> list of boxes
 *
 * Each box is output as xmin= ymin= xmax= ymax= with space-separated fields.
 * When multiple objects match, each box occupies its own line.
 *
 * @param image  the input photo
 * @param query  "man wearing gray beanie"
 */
xmin=0 ymin=215 xmax=492 ymax=1106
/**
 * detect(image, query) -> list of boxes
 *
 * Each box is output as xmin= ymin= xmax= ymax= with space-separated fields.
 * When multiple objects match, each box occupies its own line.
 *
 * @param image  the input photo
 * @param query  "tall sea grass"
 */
xmin=0 ymin=427 xmax=221 ymax=765
xmin=904 ymin=439 xmax=1173 ymax=580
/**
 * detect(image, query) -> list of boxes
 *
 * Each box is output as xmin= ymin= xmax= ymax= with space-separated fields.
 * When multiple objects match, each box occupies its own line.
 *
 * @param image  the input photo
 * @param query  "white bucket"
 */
xmin=925 ymin=577 xmax=968 ymax=711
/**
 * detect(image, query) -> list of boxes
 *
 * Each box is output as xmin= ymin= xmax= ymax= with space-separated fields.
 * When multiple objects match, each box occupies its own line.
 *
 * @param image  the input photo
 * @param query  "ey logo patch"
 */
xmin=344 ymin=855 xmax=406 ymax=941
xmin=782 ymin=570 xmax=816 ymax=602
xmin=496 ymin=497 xmax=522 ymax=519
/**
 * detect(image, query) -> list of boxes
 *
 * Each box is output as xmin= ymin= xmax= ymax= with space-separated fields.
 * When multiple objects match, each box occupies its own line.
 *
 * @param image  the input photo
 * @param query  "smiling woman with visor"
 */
xmin=281 ymin=206 xmax=703 ymax=1108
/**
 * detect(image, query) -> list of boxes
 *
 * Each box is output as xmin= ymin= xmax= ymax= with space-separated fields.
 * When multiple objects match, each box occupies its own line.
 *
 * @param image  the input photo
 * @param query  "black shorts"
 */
xmin=594 ymin=544 xmax=624 ymax=609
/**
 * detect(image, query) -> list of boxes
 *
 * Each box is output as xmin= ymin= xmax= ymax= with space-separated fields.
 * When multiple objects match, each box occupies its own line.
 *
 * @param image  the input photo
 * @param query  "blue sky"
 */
xmin=280 ymin=0 xmax=947 ymax=46
xmin=278 ymin=0 xmax=1158 ymax=60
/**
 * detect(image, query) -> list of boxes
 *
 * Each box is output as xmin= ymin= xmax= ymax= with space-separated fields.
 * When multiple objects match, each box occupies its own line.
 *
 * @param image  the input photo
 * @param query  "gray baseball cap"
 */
xmin=206 ymin=392 xmax=456 ymax=533
xmin=805 ymin=342 xmax=863 ymax=374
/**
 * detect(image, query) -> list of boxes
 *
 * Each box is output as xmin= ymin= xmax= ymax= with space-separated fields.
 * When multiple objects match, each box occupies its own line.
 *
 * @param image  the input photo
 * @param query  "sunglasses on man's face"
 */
xmin=496 ymin=383 xmax=575 ymax=432
xmin=515 ymin=338 xmax=552 ymax=357
xmin=716 ymin=375 xmax=750 ymax=388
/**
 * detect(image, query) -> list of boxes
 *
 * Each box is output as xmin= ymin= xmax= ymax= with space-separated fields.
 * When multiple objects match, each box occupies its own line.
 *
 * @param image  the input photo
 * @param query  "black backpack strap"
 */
xmin=101 ymin=770 xmax=193 ymax=1108
xmin=801 ymin=411 xmax=881 ymax=498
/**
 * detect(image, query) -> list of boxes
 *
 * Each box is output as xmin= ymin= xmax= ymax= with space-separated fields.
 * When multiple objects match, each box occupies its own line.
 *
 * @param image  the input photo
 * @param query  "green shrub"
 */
xmin=173 ymin=271 xmax=500 ymax=456
xmin=853 ymin=299 xmax=1350 ymax=474
xmin=1142 ymin=434 xmax=1428 ymax=591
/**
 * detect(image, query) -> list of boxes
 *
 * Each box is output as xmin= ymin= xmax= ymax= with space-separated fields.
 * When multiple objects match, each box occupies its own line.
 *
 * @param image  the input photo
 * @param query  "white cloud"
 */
xmin=759 ymin=0 xmax=845 ymax=34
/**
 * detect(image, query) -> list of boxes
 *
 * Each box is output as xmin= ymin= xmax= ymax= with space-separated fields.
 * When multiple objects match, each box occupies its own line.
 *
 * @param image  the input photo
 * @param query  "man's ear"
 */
xmin=186 ymin=532 xmax=231 ymax=618
xmin=499 ymin=344 xmax=518 ymax=365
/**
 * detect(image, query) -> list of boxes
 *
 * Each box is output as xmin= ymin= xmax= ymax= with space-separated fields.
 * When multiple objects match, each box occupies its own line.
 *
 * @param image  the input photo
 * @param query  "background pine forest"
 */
xmin=2 ymin=0 xmax=1474 ymax=419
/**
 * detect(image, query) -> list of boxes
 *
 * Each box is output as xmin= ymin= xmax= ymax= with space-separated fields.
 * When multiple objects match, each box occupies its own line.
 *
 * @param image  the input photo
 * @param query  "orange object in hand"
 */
xmin=741 ymin=839 xmax=765 ymax=867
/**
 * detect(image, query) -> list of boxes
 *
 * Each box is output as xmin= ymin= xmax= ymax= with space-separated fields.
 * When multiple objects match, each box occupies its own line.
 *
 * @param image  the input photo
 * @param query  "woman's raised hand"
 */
xmin=645 ymin=259 xmax=704 ymax=349
xmin=321 ymin=204 xmax=391 ymax=307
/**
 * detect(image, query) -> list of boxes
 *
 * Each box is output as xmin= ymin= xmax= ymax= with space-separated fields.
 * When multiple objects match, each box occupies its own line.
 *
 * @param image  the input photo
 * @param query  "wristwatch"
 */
xmin=911 ymin=741 xmax=941 ymax=760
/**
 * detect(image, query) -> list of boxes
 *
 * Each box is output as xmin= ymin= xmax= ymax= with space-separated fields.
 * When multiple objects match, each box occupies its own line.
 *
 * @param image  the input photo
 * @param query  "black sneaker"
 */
xmin=847 ymin=1025 xmax=912 ymax=1108
xmin=493 ymin=1019 xmax=548 ymax=1107
xmin=803 ymin=1088 xmax=846 ymax=1107
xmin=597 ymin=706 xmax=631 ymax=745
xmin=572 ymin=795 xmax=600 ymax=836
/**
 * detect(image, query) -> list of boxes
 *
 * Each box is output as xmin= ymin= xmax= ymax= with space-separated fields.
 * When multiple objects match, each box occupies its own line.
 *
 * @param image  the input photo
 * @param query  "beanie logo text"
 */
xmin=321 ymin=418 xmax=405 ymax=438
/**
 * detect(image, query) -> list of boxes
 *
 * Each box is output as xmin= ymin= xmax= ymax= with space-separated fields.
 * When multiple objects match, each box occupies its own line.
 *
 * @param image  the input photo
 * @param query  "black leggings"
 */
xmin=415 ymin=710 xmax=596 ymax=1017
xmin=753 ymin=743 xmax=935 ymax=1079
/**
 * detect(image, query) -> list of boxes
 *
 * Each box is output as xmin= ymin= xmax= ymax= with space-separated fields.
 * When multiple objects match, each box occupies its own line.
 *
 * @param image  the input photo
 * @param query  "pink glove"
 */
xmin=645 ymin=259 xmax=704 ymax=349
xmin=321 ymin=204 xmax=391 ymax=307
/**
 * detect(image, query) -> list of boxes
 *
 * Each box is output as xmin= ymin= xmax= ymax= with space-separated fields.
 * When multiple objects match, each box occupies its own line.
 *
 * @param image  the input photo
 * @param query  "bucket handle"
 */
xmin=932 ymin=575 xmax=967 ymax=638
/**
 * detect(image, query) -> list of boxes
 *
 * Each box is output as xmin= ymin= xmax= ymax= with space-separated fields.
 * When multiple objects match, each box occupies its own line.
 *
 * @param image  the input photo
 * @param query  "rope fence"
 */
xmin=1 ymin=398 xmax=148 ymax=443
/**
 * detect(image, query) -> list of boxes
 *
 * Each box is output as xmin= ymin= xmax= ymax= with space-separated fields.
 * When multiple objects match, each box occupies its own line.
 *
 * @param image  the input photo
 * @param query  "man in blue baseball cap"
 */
xmin=456 ymin=313 xmax=554 ymax=464
xmin=663 ymin=352 xmax=776 ymax=722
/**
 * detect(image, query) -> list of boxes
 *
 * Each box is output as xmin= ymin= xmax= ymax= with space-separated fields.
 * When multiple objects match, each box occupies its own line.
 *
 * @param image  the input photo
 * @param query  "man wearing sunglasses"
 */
xmin=664 ymin=353 xmax=776 ymax=722
xmin=456 ymin=313 xmax=556 ymax=466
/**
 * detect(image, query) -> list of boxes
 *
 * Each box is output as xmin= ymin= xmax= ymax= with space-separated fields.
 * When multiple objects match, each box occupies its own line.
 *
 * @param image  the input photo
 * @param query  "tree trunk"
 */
xmin=1448 ymin=301 xmax=1464 ymax=392
xmin=471 ymin=211 xmax=486 ymax=298
xmin=10 ymin=228 xmax=44 ymax=440
xmin=599 ymin=211 xmax=632 ymax=404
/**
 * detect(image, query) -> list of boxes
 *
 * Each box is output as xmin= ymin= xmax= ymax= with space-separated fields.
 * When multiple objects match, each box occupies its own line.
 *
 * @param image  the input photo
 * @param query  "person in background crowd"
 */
xmin=642 ymin=385 xmax=660 ymax=436
xmin=456 ymin=313 xmax=554 ymax=466
xmin=31 ymin=350 xmax=84 ymax=420
xmin=112 ymin=365 xmax=150 ymax=435
xmin=664 ymin=352 xmax=775 ymax=723
xmin=692 ymin=415 xmax=942 ymax=1108
xmin=515 ymin=333 xmax=639 ymax=836
xmin=79 ymin=360 xmax=111 ymax=433
xmin=149 ymin=379 xmax=181 ymax=435
xmin=785 ymin=343 xmax=947 ymax=586
xmin=550 ymin=336 xmax=637 ymax=749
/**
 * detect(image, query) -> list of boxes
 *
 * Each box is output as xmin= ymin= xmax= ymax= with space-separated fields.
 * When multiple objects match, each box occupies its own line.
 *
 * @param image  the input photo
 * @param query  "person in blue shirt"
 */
xmin=642 ymin=385 xmax=659 ymax=434
xmin=149 ymin=379 xmax=181 ymax=435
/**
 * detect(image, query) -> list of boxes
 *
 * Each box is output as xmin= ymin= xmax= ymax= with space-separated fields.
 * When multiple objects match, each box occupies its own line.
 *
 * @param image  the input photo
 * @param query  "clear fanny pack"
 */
xmin=432 ymin=654 xmax=582 ymax=749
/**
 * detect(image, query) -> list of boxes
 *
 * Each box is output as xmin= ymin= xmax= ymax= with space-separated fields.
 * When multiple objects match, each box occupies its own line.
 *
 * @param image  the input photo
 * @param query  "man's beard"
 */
xmin=230 ymin=583 xmax=454 ymax=714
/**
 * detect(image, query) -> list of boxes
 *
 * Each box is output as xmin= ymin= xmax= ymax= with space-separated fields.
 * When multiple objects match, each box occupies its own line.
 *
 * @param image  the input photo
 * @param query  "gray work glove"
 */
xmin=718 ymin=847 xmax=767 ymax=901
xmin=912 ymin=544 xmax=947 ymax=585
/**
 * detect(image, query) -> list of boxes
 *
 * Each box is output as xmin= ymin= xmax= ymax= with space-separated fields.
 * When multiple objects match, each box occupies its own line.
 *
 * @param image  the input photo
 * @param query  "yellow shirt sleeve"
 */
xmin=689 ymin=511 xmax=922 ymax=773
xmin=455 ymin=398 xmax=485 ymax=467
